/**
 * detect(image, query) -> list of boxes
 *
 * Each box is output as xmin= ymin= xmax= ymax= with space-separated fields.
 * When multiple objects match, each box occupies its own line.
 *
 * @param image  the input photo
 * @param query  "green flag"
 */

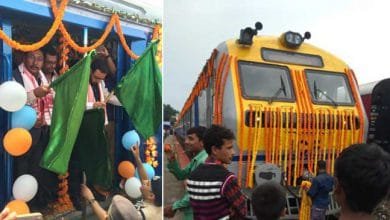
xmin=115 ymin=40 xmax=162 ymax=139
xmin=41 ymin=52 xmax=93 ymax=174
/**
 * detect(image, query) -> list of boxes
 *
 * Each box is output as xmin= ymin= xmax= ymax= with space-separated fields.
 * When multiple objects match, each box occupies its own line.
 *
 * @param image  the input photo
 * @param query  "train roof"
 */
xmin=216 ymin=35 xmax=350 ymax=71
xmin=360 ymin=81 xmax=380 ymax=95
xmin=177 ymin=33 xmax=355 ymax=121
xmin=359 ymin=78 xmax=390 ymax=95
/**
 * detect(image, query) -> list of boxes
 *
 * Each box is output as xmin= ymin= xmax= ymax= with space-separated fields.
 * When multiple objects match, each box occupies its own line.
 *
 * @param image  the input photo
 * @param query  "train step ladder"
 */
xmin=283 ymin=194 xmax=300 ymax=219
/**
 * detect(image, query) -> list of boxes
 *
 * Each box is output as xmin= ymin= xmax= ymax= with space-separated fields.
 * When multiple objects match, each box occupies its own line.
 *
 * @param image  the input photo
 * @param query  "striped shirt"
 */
xmin=187 ymin=157 xmax=247 ymax=219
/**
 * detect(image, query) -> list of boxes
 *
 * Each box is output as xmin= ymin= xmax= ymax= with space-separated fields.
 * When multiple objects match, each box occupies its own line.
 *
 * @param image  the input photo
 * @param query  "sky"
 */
xmin=163 ymin=0 xmax=390 ymax=110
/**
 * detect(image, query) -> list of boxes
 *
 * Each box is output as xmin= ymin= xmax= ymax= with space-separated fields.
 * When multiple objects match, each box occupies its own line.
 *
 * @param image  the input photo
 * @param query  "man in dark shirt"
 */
xmin=187 ymin=125 xmax=247 ymax=220
xmin=41 ymin=45 xmax=59 ymax=84
xmin=307 ymin=160 xmax=334 ymax=220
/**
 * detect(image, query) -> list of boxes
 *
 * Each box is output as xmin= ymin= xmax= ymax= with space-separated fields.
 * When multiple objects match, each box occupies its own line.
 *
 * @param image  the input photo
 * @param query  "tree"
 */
xmin=164 ymin=104 xmax=178 ymax=124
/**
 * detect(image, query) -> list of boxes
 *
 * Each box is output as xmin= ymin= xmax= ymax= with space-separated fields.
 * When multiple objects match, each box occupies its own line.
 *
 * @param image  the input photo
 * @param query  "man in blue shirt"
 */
xmin=307 ymin=160 xmax=334 ymax=220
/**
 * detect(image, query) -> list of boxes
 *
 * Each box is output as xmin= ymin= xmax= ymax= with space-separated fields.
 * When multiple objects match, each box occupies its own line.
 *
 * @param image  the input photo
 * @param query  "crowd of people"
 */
xmin=165 ymin=125 xmax=390 ymax=220
xmin=1 ymin=41 xmax=390 ymax=220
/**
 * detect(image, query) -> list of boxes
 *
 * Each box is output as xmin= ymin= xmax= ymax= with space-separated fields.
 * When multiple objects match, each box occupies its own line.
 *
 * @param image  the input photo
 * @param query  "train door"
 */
xmin=366 ymin=79 xmax=390 ymax=153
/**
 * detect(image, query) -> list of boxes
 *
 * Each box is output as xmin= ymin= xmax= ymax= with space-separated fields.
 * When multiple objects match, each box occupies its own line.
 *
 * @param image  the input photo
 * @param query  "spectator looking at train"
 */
xmin=251 ymin=181 xmax=286 ymax=220
xmin=187 ymin=125 xmax=247 ymax=219
xmin=334 ymin=143 xmax=390 ymax=220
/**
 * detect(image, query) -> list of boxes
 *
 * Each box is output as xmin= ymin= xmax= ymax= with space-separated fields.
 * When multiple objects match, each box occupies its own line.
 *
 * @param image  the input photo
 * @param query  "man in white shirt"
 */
xmin=42 ymin=46 xmax=59 ymax=84
xmin=68 ymin=57 xmax=121 ymax=210
xmin=12 ymin=49 xmax=58 ymax=211
xmin=86 ymin=57 xmax=120 ymax=118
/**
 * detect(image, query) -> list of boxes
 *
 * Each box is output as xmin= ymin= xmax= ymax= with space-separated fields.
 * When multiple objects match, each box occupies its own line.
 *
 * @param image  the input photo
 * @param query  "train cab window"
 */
xmin=305 ymin=70 xmax=354 ymax=106
xmin=238 ymin=61 xmax=295 ymax=102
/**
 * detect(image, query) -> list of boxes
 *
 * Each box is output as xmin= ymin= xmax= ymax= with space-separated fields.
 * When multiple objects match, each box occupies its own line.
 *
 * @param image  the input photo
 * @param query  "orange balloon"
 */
xmin=6 ymin=200 xmax=30 ymax=215
xmin=118 ymin=161 xmax=135 ymax=178
xmin=3 ymin=128 xmax=32 ymax=156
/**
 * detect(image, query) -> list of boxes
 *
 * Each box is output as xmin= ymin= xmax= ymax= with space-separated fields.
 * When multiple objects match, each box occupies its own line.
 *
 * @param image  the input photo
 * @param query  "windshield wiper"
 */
xmin=313 ymin=80 xmax=338 ymax=108
xmin=269 ymin=76 xmax=287 ymax=104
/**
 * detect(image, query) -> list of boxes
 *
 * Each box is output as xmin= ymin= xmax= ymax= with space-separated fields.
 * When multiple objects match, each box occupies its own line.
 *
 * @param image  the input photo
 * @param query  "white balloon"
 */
xmin=12 ymin=174 xmax=38 ymax=202
xmin=124 ymin=177 xmax=142 ymax=199
xmin=0 ymin=81 xmax=27 ymax=112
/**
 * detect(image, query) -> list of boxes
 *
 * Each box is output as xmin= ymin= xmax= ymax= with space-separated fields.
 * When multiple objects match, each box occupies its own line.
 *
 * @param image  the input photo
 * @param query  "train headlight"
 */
xmin=237 ymin=22 xmax=263 ymax=46
xmin=238 ymin=27 xmax=256 ymax=46
xmin=282 ymin=31 xmax=311 ymax=49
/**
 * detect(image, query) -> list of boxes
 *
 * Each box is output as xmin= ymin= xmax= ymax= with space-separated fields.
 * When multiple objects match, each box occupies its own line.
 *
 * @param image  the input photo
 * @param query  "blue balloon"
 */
xmin=135 ymin=163 xmax=155 ymax=180
xmin=121 ymin=130 xmax=140 ymax=150
xmin=11 ymin=105 xmax=37 ymax=130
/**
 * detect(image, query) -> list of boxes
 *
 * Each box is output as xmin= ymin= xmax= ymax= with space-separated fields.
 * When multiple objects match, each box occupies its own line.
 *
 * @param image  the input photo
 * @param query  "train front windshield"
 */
xmin=305 ymin=70 xmax=354 ymax=106
xmin=238 ymin=61 xmax=294 ymax=102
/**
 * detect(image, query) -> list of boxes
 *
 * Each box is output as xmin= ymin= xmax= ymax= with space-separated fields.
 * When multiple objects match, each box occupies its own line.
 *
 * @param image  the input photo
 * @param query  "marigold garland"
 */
xmin=50 ymin=0 xmax=116 ymax=54
xmin=151 ymin=24 xmax=160 ymax=40
xmin=114 ymin=15 xmax=140 ymax=59
xmin=145 ymin=137 xmax=159 ymax=168
xmin=52 ymin=172 xmax=74 ymax=212
xmin=58 ymin=35 xmax=70 ymax=75
xmin=152 ymin=24 xmax=162 ymax=67
xmin=0 ymin=0 xmax=144 ymax=60
xmin=299 ymin=181 xmax=312 ymax=220
xmin=0 ymin=0 xmax=67 ymax=51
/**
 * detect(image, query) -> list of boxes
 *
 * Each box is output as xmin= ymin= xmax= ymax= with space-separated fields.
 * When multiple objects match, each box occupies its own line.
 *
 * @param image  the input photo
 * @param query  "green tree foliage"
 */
xmin=164 ymin=104 xmax=178 ymax=124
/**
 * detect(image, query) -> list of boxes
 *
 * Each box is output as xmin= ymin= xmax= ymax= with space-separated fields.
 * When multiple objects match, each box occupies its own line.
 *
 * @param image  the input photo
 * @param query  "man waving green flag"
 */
xmin=41 ymin=52 xmax=93 ymax=174
xmin=115 ymin=40 xmax=162 ymax=139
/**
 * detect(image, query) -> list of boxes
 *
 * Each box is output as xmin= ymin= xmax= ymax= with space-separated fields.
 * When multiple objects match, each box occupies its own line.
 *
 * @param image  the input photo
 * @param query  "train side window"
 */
xmin=238 ymin=61 xmax=295 ymax=102
xmin=305 ymin=70 xmax=355 ymax=106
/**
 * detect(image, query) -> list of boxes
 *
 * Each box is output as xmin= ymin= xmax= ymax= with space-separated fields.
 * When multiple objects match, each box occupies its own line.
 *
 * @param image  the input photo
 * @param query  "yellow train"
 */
xmin=175 ymin=22 xmax=367 ymax=190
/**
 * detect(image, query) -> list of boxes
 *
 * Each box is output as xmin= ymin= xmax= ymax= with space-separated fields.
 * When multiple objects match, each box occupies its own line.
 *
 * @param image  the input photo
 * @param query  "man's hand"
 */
xmin=164 ymin=144 xmax=176 ymax=162
xmin=163 ymin=205 xmax=176 ymax=218
xmin=34 ymin=117 xmax=44 ymax=128
xmin=93 ymin=102 xmax=106 ymax=109
xmin=96 ymin=45 xmax=109 ymax=58
xmin=33 ymin=85 xmax=50 ymax=98
xmin=80 ymin=184 xmax=94 ymax=201
xmin=301 ymin=180 xmax=312 ymax=191
xmin=130 ymin=144 xmax=140 ymax=158
xmin=0 ymin=208 xmax=16 ymax=220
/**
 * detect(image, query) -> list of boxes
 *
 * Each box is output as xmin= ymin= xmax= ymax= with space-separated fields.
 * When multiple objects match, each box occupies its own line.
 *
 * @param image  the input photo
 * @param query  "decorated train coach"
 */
xmin=175 ymin=22 xmax=367 ymax=216
xmin=360 ymin=78 xmax=390 ymax=153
